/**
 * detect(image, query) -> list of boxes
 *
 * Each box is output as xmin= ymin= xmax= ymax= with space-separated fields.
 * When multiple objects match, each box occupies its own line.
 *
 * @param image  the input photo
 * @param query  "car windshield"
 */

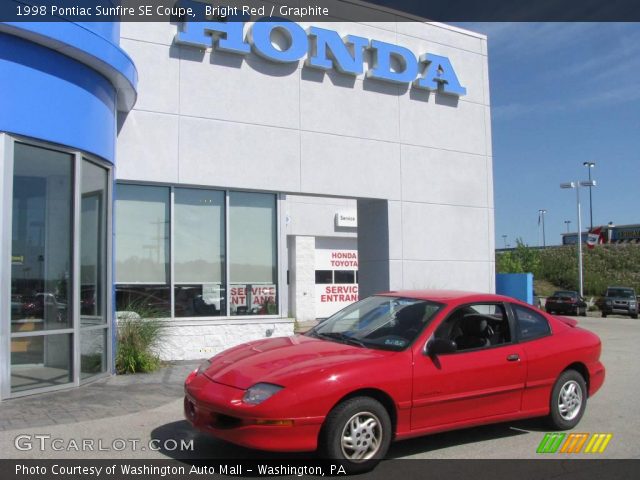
xmin=307 ymin=295 xmax=443 ymax=351
xmin=606 ymin=288 xmax=635 ymax=298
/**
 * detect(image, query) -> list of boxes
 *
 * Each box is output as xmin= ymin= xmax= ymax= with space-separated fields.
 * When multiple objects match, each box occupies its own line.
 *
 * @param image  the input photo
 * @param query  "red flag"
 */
xmin=587 ymin=227 xmax=602 ymax=249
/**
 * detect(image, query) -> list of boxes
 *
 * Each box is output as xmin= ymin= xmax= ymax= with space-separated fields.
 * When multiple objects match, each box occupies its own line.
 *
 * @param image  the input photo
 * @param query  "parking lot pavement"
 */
xmin=0 ymin=316 xmax=638 ymax=459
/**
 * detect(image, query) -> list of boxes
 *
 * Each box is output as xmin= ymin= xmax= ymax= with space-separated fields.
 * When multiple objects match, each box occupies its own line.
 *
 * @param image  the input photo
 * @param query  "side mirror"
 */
xmin=426 ymin=338 xmax=457 ymax=356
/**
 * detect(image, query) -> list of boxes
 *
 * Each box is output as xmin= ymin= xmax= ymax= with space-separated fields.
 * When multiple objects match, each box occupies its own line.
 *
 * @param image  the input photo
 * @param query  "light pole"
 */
xmin=560 ymin=180 xmax=596 ymax=298
xmin=502 ymin=234 xmax=508 ymax=249
xmin=564 ymin=220 xmax=571 ymax=233
xmin=538 ymin=209 xmax=547 ymax=247
xmin=583 ymin=161 xmax=596 ymax=231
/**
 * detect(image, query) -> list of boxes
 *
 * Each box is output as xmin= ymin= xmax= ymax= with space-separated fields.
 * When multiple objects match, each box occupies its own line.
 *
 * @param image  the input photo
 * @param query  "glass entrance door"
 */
xmin=10 ymin=143 xmax=74 ymax=393
xmin=7 ymin=141 xmax=111 ymax=396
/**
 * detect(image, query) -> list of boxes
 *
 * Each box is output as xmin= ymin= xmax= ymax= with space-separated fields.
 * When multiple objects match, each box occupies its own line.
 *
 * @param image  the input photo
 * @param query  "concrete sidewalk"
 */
xmin=0 ymin=361 xmax=198 ymax=432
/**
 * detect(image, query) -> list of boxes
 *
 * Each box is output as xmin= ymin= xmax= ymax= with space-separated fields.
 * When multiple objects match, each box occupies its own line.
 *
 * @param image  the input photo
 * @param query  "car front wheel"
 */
xmin=548 ymin=369 xmax=587 ymax=430
xmin=319 ymin=397 xmax=391 ymax=471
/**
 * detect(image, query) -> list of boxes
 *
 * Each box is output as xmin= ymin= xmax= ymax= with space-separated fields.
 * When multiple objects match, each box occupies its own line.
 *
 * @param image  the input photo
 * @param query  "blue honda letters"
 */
xmin=175 ymin=18 xmax=466 ymax=97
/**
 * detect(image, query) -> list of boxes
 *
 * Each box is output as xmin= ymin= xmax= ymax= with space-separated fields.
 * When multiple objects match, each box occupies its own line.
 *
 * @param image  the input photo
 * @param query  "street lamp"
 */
xmin=564 ymin=220 xmax=572 ymax=233
xmin=583 ymin=161 xmax=596 ymax=230
xmin=538 ymin=209 xmax=547 ymax=247
xmin=501 ymin=234 xmax=508 ymax=249
xmin=560 ymin=180 xmax=596 ymax=298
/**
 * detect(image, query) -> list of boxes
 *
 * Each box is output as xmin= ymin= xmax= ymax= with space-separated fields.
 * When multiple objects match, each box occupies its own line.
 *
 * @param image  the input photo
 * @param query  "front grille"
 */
xmin=211 ymin=413 xmax=243 ymax=429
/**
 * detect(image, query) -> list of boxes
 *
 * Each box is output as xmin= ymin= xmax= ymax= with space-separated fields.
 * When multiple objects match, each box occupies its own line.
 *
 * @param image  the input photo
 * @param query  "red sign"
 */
xmin=230 ymin=285 xmax=276 ymax=306
xmin=320 ymin=285 xmax=358 ymax=303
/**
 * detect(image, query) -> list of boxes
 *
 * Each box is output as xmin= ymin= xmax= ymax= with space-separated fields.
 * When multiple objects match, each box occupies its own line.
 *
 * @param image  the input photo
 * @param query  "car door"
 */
xmin=411 ymin=303 xmax=527 ymax=431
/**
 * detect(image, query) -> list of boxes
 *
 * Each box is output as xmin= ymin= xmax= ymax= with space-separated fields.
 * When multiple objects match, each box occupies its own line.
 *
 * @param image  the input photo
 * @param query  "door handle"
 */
xmin=506 ymin=354 xmax=520 ymax=362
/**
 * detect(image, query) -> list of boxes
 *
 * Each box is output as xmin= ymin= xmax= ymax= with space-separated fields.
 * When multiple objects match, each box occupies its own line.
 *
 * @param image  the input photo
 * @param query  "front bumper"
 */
xmin=184 ymin=374 xmax=324 ymax=452
xmin=602 ymin=306 xmax=637 ymax=315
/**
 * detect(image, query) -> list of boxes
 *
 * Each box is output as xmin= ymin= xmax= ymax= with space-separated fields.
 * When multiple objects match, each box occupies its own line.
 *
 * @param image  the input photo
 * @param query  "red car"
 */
xmin=184 ymin=291 xmax=605 ymax=468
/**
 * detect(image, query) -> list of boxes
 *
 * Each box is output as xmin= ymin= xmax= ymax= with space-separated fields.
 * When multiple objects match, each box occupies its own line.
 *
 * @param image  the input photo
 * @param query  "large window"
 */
xmin=229 ymin=192 xmax=278 ymax=316
xmin=174 ymin=188 xmax=225 ymax=317
xmin=115 ymin=186 xmax=279 ymax=318
xmin=115 ymin=185 xmax=170 ymax=317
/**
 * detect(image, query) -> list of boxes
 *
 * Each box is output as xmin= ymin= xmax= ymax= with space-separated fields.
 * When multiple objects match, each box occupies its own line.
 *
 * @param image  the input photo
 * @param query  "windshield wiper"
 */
xmin=315 ymin=332 xmax=367 ymax=348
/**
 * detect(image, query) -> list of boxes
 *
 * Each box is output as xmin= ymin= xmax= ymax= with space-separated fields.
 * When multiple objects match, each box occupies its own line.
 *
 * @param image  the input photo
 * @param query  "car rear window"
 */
xmin=553 ymin=291 xmax=577 ymax=298
xmin=513 ymin=304 xmax=551 ymax=341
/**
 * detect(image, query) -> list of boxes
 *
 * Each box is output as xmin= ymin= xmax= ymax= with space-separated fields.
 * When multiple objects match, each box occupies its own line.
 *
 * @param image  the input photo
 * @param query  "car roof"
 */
xmin=377 ymin=290 xmax=516 ymax=304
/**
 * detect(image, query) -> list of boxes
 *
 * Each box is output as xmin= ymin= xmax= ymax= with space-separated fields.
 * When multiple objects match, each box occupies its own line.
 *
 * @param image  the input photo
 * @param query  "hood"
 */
xmin=201 ymin=335 xmax=394 ymax=390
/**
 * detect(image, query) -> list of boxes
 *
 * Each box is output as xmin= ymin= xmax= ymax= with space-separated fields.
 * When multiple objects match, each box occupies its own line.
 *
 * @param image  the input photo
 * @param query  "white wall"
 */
xmin=116 ymin=11 xmax=495 ymax=358
xmin=157 ymin=321 xmax=294 ymax=361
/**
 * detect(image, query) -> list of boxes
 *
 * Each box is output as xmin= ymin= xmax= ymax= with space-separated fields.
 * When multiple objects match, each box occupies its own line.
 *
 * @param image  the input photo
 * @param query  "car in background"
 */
xmin=601 ymin=286 xmax=638 ymax=319
xmin=21 ymin=292 xmax=67 ymax=322
xmin=545 ymin=290 xmax=587 ymax=316
xmin=184 ymin=291 xmax=605 ymax=470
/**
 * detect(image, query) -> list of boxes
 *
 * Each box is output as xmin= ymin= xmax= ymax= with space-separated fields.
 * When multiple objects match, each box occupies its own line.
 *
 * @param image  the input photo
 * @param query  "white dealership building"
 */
xmin=1 ymin=1 xmax=494 ymax=397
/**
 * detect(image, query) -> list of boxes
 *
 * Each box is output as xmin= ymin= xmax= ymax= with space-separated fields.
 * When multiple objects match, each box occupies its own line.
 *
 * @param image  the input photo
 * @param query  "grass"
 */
xmin=115 ymin=300 xmax=165 ymax=374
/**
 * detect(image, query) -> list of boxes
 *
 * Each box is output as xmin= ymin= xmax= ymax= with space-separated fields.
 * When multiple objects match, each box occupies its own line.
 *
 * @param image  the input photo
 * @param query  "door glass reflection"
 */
xmin=11 ymin=143 xmax=73 ymax=332
xmin=11 ymin=334 xmax=72 ymax=392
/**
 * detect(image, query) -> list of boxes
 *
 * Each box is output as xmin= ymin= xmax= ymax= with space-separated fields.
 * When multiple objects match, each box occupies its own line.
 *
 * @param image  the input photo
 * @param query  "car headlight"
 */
xmin=605 ymin=300 xmax=612 ymax=305
xmin=242 ymin=383 xmax=283 ymax=405
xmin=196 ymin=358 xmax=211 ymax=375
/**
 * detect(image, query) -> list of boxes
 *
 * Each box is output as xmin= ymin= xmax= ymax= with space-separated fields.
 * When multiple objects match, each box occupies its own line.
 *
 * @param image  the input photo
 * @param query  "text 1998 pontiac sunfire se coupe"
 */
xmin=184 ymin=291 xmax=605 ymax=468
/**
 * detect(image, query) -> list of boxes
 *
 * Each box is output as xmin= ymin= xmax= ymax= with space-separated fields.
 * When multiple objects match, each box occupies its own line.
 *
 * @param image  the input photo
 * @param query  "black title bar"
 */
xmin=1 ymin=0 xmax=640 ymax=22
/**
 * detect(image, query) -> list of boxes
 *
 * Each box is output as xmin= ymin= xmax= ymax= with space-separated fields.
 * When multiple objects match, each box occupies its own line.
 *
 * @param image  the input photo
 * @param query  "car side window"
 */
xmin=434 ymin=303 xmax=511 ymax=352
xmin=513 ymin=304 xmax=551 ymax=341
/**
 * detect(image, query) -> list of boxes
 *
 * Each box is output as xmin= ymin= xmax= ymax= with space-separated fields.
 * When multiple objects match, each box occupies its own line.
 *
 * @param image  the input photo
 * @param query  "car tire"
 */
xmin=632 ymin=313 xmax=638 ymax=319
xmin=602 ymin=312 xmax=607 ymax=318
xmin=548 ymin=370 xmax=587 ymax=430
xmin=580 ymin=308 xmax=587 ymax=317
xmin=319 ymin=397 xmax=391 ymax=472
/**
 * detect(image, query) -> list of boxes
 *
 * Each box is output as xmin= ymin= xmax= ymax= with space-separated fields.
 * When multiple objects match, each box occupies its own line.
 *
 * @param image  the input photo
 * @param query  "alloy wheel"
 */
xmin=340 ymin=411 xmax=383 ymax=461
xmin=558 ymin=380 xmax=583 ymax=421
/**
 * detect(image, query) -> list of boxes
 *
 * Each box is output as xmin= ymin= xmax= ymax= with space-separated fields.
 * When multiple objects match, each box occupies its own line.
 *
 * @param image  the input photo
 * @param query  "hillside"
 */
xmin=496 ymin=243 xmax=640 ymax=296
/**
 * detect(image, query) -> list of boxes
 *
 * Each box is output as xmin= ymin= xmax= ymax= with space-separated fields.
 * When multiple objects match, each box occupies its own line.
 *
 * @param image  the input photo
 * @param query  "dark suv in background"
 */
xmin=601 ymin=286 xmax=638 ymax=319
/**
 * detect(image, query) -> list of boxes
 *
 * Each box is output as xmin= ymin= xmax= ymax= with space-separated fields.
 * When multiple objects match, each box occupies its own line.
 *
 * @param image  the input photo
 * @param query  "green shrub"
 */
xmin=496 ymin=238 xmax=540 ymax=274
xmin=115 ymin=301 xmax=165 ymax=374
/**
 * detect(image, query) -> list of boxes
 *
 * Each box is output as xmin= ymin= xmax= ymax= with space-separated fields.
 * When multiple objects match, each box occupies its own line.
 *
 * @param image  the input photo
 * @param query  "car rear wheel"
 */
xmin=319 ymin=397 xmax=391 ymax=471
xmin=548 ymin=370 xmax=587 ymax=430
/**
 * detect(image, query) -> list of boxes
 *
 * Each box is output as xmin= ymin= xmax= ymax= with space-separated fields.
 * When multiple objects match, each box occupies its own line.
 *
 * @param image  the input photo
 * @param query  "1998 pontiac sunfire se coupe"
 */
xmin=184 ymin=291 xmax=605 ymax=467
